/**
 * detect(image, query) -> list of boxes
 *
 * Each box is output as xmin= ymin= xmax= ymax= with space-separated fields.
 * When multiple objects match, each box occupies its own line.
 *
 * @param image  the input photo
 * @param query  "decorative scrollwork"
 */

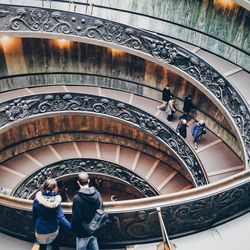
xmin=0 ymin=98 xmax=38 ymax=125
xmin=141 ymin=36 xmax=183 ymax=64
xmin=0 ymin=92 xmax=207 ymax=186
xmin=164 ymin=183 xmax=250 ymax=236
xmin=37 ymin=94 xmax=81 ymax=112
xmin=12 ymin=159 xmax=158 ymax=199
xmin=85 ymin=21 xmax=141 ymax=49
xmin=7 ymin=7 xmax=73 ymax=33
xmin=133 ymin=112 xmax=162 ymax=135
xmin=126 ymin=210 xmax=159 ymax=238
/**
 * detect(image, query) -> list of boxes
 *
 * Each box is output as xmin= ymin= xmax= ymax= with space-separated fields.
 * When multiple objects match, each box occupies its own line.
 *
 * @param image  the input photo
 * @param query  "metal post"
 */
xmin=68 ymin=0 xmax=75 ymax=12
xmin=90 ymin=2 xmax=93 ymax=15
xmin=85 ymin=0 xmax=89 ymax=14
xmin=157 ymin=207 xmax=171 ymax=250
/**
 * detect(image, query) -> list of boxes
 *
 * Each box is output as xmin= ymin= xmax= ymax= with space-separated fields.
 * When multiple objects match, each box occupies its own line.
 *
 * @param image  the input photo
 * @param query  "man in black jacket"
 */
xmin=182 ymin=95 xmax=193 ymax=120
xmin=157 ymin=85 xmax=172 ymax=110
xmin=72 ymin=172 xmax=102 ymax=250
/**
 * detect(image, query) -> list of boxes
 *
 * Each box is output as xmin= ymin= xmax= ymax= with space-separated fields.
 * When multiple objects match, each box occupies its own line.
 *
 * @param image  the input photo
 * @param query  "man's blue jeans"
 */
xmin=76 ymin=236 xmax=99 ymax=250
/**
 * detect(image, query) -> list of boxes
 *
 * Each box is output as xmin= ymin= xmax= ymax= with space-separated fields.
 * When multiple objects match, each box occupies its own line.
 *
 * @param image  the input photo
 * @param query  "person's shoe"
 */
xmin=194 ymin=143 xmax=198 ymax=150
xmin=31 ymin=243 xmax=39 ymax=250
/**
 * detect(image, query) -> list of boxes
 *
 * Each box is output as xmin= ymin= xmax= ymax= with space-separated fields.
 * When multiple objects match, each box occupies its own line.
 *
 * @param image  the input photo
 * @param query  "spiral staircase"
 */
xmin=0 ymin=1 xmax=249 ymax=249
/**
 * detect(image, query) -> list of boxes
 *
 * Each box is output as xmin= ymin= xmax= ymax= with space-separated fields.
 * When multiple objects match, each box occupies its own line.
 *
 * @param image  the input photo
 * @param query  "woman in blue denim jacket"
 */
xmin=32 ymin=179 xmax=71 ymax=250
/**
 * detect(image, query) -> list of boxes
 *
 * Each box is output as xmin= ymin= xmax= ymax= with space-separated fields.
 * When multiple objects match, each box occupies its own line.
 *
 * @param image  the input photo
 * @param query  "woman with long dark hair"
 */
xmin=32 ymin=178 xmax=71 ymax=250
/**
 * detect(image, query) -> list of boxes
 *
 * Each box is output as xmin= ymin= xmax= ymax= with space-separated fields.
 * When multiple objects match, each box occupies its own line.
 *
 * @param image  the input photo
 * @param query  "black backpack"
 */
xmin=82 ymin=208 xmax=109 ymax=235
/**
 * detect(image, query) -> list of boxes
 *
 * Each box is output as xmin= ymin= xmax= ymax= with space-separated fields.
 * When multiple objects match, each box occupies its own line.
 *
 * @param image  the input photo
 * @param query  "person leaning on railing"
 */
xmin=71 ymin=172 xmax=103 ymax=250
xmin=32 ymin=178 xmax=71 ymax=250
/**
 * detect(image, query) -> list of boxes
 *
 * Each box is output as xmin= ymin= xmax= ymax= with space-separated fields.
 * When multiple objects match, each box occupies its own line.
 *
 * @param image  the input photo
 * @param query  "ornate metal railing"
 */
xmin=12 ymin=158 xmax=159 ymax=198
xmin=1 ymin=170 xmax=250 ymax=247
xmin=0 ymin=92 xmax=207 ymax=186
xmin=0 ymin=4 xmax=249 ymax=165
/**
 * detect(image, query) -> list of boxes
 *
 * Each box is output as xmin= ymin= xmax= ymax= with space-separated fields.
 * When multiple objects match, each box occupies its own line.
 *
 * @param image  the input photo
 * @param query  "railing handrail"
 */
xmin=1 ymin=168 xmax=250 ymax=213
xmin=0 ymin=170 xmax=250 ymax=246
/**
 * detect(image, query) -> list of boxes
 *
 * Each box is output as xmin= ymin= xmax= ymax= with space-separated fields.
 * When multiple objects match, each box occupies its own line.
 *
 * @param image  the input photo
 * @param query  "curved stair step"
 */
xmin=159 ymin=174 xmax=192 ymax=194
xmin=0 ymin=164 xmax=24 ymax=191
xmin=208 ymin=164 xmax=244 ymax=182
xmin=28 ymin=145 xmax=63 ymax=164
xmin=99 ymin=143 xmax=117 ymax=163
xmin=146 ymin=161 xmax=191 ymax=194
xmin=3 ymin=153 xmax=42 ymax=175
xmin=197 ymin=142 xmax=243 ymax=182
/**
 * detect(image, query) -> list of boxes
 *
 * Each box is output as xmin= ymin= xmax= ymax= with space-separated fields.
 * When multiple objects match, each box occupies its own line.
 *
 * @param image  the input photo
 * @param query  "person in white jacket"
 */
xmin=166 ymin=97 xmax=176 ymax=122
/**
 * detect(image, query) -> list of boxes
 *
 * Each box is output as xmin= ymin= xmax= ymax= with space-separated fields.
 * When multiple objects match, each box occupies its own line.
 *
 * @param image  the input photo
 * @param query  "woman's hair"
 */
xmin=42 ymin=178 xmax=58 ymax=192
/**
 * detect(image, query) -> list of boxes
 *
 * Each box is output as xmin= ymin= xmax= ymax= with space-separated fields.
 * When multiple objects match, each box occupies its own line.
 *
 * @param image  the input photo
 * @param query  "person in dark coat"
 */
xmin=72 ymin=172 xmax=102 ymax=250
xmin=157 ymin=85 xmax=171 ymax=110
xmin=192 ymin=120 xmax=206 ymax=149
xmin=182 ymin=95 xmax=193 ymax=119
xmin=32 ymin=179 xmax=71 ymax=250
xmin=176 ymin=118 xmax=188 ymax=138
